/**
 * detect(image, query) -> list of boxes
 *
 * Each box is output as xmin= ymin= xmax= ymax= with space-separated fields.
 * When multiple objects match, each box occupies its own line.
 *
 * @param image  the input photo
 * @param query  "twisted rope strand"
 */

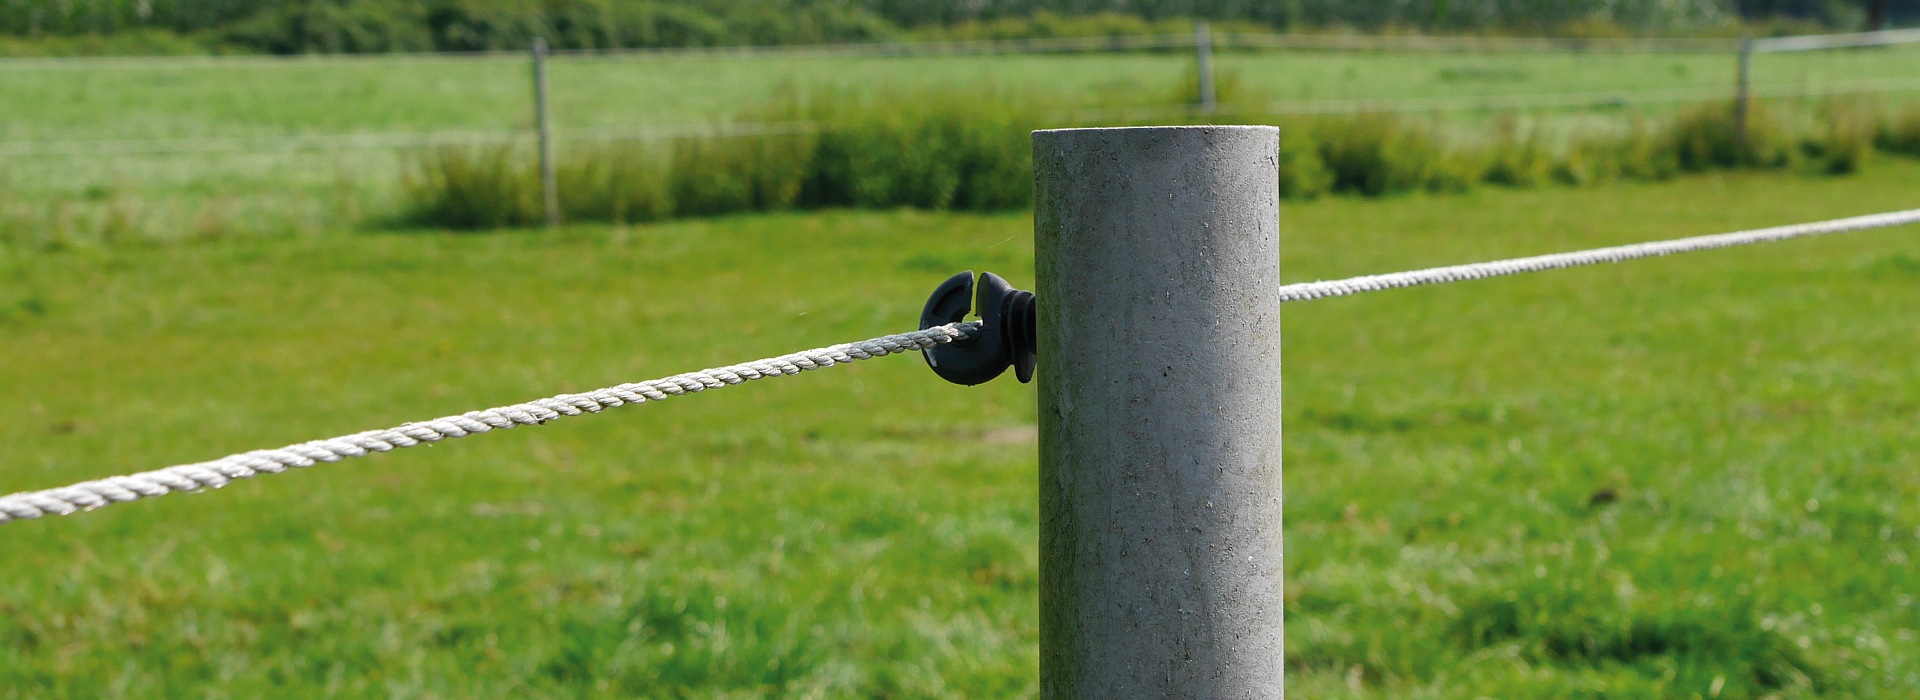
xmin=1276 ymin=208 xmax=1920 ymax=303
xmin=0 ymin=323 xmax=979 ymax=526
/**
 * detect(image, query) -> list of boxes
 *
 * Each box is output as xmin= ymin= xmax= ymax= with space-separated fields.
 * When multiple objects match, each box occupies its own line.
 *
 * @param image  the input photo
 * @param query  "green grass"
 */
xmin=0 ymin=47 xmax=1908 ymax=150
xmin=3 ymin=160 xmax=1919 ymax=697
xmin=4 ymin=44 xmax=1918 ymax=240
xmin=5 ymin=46 xmax=1918 ymax=141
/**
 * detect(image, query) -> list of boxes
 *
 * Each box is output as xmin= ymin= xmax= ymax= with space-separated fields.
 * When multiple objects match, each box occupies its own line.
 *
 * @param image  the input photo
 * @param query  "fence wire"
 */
xmin=0 ymin=323 xmax=978 ymax=525
xmin=0 ymin=121 xmax=821 ymax=158
xmin=16 ymin=75 xmax=1920 ymax=161
xmin=1276 ymin=209 xmax=1920 ymax=303
xmin=5 ymin=208 xmax=1917 ymax=526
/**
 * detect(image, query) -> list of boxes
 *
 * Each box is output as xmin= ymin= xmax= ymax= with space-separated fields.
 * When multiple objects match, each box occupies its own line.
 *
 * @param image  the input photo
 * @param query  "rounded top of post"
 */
xmin=1031 ymin=125 xmax=1278 ymax=150
xmin=1033 ymin=125 xmax=1276 ymax=137
xmin=1031 ymin=126 xmax=1279 ymax=161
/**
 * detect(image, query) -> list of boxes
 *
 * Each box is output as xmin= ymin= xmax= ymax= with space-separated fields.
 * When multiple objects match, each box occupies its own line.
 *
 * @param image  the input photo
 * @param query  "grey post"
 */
xmin=1034 ymin=126 xmax=1284 ymax=699
xmin=1195 ymin=21 xmax=1217 ymax=113
xmin=532 ymin=36 xmax=560 ymax=227
xmin=1734 ymin=36 xmax=1754 ymax=153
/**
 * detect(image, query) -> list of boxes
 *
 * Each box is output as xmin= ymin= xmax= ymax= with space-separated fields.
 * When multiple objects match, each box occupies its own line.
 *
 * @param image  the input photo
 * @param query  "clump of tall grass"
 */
xmin=1275 ymin=128 xmax=1334 ymax=199
xmin=400 ymin=145 xmax=543 ymax=229
xmin=795 ymin=89 xmax=1034 ymax=211
xmin=1171 ymin=64 xmax=1244 ymax=109
xmin=1664 ymin=100 xmax=1796 ymax=172
xmin=1311 ymin=113 xmax=1462 ymax=196
xmin=1873 ymin=104 xmax=1920 ymax=157
xmin=671 ymin=132 xmax=817 ymax=216
xmin=556 ymin=144 xmax=672 ymax=224
xmin=400 ymin=86 xmax=1039 ymax=230
xmin=1803 ymin=99 xmax=1880 ymax=175
xmin=1549 ymin=121 xmax=1679 ymax=186
xmin=1479 ymin=116 xmax=1554 ymax=188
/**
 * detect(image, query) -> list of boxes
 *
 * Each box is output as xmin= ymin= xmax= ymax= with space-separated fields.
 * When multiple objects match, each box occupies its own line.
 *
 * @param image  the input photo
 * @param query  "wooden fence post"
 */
xmin=532 ymin=36 xmax=559 ymax=227
xmin=1735 ymin=36 xmax=1754 ymax=155
xmin=1196 ymin=21 xmax=1218 ymax=114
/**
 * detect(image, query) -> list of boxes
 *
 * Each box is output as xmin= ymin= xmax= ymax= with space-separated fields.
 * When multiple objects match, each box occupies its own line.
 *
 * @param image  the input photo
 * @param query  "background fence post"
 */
xmin=532 ymin=36 xmax=560 ymax=227
xmin=1195 ymin=21 xmax=1217 ymax=113
xmin=1735 ymin=36 xmax=1754 ymax=154
xmin=1033 ymin=125 xmax=1284 ymax=698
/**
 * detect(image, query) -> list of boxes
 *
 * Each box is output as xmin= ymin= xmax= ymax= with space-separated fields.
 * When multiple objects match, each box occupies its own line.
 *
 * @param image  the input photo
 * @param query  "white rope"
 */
xmin=1754 ymin=27 xmax=1920 ymax=53
xmin=10 ymin=209 xmax=1916 ymax=524
xmin=1277 ymin=209 xmax=1920 ymax=303
xmin=1256 ymin=76 xmax=1920 ymax=117
xmin=1222 ymin=32 xmax=1739 ymax=53
xmin=0 ymin=322 xmax=979 ymax=525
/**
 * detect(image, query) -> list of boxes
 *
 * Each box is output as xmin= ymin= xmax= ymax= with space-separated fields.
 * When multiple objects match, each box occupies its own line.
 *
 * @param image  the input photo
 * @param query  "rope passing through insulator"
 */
xmin=0 ymin=323 xmax=979 ymax=526
xmin=919 ymin=271 xmax=1038 ymax=386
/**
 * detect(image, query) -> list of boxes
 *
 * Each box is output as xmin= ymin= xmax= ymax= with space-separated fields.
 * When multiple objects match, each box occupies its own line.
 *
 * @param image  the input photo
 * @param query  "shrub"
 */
xmin=1480 ymin=116 xmax=1553 ymax=188
xmin=1614 ymin=121 xmax=1681 ymax=181
xmin=1874 ymin=104 xmax=1920 ymax=157
xmin=556 ymin=142 xmax=672 ymax=224
xmin=799 ymin=88 xmax=1035 ymax=211
xmin=1803 ymin=99 xmax=1878 ymax=175
xmin=400 ymin=85 xmax=1044 ymax=229
xmin=669 ymin=134 xmax=808 ymax=216
xmin=1314 ymin=113 xmax=1452 ymax=196
xmin=1663 ymin=100 xmax=1795 ymax=171
xmin=1172 ymin=64 xmax=1244 ymax=109
xmin=397 ymin=78 xmax=1920 ymax=231
xmin=213 ymin=0 xmax=902 ymax=55
xmin=400 ymin=144 xmax=541 ymax=229
xmin=1552 ymin=136 xmax=1616 ymax=186
xmin=1426 ymin=150 xmax=1486 ymax=193
xmin=1276 ymin=126 xmax=1333 ymax=199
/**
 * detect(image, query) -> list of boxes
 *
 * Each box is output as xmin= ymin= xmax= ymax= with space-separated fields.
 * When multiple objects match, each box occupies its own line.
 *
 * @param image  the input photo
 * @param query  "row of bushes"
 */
xmin=228 ymin=1 xmax=904 ymax=55
xmin=4 ymin=0 xmax=1889 ymax=56
xmin=400 ymin=88 xmax=1920 ymax=230
xmin=402 ymin=90 xmax=1036 ymax=229
xmin=1275 ymin=98 xmax=1920 ymax=199
xmin=0 ymin=0 xmax=1738 ymax=39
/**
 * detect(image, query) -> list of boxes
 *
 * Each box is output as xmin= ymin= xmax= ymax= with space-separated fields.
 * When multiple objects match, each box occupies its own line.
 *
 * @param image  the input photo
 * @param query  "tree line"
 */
xmin=2 ymin=0 xmax=1911 ymax=54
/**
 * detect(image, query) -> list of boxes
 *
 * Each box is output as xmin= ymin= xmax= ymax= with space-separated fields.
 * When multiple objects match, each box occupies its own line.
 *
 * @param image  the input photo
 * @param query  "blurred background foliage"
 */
xmin=2 ymin=0 xmax=1918 ymax=56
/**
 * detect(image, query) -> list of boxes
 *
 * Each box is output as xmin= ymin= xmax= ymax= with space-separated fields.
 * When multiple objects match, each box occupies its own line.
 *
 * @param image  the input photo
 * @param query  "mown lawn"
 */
xmin=2 ymin=160 xmax=1918 ymax=697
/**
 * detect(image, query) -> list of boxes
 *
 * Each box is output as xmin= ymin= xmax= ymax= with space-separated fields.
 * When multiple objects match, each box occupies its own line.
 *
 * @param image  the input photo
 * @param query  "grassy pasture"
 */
xmin=2 ymin=159 xmax=1919 ymax=697
xmin=4 ymin=46 xmax=1918 ymax=141
xmin=3 ymin=43 xmax=1918 ymax=242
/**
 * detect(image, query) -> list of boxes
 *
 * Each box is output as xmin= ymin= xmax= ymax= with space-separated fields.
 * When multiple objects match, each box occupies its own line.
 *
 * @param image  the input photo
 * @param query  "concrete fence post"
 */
xmin=532 ymin=36 xmax=560 ymax=227
xmin=1033 ymin=126 xmax=1284 ymax=699
xmin=1195 ymin=21 xmax=1218 ymax=113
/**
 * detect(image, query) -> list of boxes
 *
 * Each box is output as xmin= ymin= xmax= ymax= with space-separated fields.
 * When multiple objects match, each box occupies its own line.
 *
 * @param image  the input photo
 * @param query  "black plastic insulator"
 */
xmin=919 ymin=271 xmax=1038 ymax=386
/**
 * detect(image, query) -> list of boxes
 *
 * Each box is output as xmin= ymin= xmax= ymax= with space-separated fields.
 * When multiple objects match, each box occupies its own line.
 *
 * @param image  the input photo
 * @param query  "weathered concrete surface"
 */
xmin=1034 ymin=126 xmax=1284 ymax=699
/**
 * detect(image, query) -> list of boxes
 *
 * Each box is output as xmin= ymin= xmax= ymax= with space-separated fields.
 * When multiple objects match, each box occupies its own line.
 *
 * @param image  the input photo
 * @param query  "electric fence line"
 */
xmin=4 ymin=208 xmax=1917 ymax=526
xmin=0 ymin=323 xmax=979 ymax=525
xmin=1276 ymin=208 xmax=1920 ymax=303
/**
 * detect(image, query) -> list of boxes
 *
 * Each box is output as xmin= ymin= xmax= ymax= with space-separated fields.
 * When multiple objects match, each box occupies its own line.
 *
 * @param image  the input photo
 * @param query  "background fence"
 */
xmin=7 ymin=28 xmax=1918 ymax=158
xmin=1 ymin=26 xmax=1917 ymax=242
